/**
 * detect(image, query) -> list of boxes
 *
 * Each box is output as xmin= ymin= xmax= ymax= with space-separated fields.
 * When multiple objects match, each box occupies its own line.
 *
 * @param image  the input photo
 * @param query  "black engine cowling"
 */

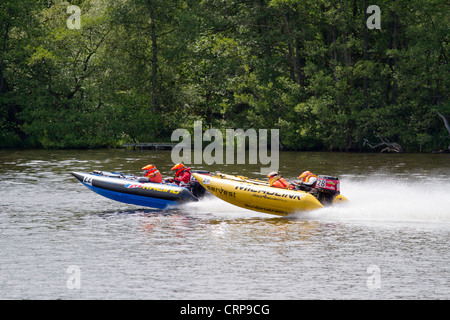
xmin=188 ymin=170 xmax=211 ymax=198
xmin=314 ymin=176 xmax=340 ymax=206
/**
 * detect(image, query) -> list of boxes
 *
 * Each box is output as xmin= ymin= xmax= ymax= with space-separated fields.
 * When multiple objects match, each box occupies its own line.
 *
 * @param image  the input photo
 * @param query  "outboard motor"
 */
xmin=314 ymin=176 xmax=340 ymax=206
xmin=189 ymin=170 xmax=211 ymax=198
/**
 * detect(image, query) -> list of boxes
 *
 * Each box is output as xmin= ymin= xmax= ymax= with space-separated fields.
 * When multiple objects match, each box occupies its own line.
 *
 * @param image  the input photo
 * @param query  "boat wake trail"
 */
xmin=181 ymin=195 xmax=268 ymax=219
xmin=314 ymin=176 xmax=450 ymax=224
xmin=182 ymin=175 xmax=450 ymax=224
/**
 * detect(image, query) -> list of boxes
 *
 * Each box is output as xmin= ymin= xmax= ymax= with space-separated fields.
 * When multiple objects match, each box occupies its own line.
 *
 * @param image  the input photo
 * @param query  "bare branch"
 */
xmin=437 ymin=111 xmax=450 ymax=136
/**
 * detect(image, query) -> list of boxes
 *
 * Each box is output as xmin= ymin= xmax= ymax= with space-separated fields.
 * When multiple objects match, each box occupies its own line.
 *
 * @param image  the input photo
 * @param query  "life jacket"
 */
xmin=174 ymin=167 xmax=191 ymax=184
xmin=145 ymin=168 xmax=162 ymax=183
xmin=301 ymin=174 xmax=318 ymax=186
xmin=269 ymin=175 xmax=289 ymax=188
xmin=301 ymin=174 xmax=317 ymax=183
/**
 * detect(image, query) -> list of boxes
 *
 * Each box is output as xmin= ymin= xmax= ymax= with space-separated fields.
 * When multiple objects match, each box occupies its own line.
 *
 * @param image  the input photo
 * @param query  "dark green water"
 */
xmin=1 ymin=149 xmax=449 ymax=299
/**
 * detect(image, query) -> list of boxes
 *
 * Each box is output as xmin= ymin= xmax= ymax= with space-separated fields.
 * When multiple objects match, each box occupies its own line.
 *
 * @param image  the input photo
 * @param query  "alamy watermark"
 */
xmin=171 ymin=121 xmax=279 ymax=175
xmin=66 ymin=265 xmax=81 ymax=290
xmin=366 ymin=5 xmax=381 ymax=30
xmin=66 ymin=5 xmax=81 ymax=30
xmin=367 ymin=265 xmax=381 ymax=290
xmin=64 ymin=4 xmax=380 ymax=31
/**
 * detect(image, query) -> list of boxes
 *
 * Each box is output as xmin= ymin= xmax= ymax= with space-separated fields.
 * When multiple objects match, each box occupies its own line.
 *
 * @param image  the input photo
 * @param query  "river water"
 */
xmin=0 ymin=149 xmax=449 ymax=300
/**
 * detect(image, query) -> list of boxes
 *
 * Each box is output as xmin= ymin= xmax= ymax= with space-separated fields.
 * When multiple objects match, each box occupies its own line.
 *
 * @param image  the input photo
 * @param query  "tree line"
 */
xmin=0 ymin=0 xmax=448 ymax=151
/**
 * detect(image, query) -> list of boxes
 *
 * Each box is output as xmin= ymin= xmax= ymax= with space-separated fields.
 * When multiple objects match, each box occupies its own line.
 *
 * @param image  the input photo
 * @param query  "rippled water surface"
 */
xmin=1 ymin=149 xmax=449 ymax=299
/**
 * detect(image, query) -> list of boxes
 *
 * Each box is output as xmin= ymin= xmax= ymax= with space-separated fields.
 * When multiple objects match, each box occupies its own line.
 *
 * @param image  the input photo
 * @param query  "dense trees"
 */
xmin=0 ymin=0 xmax=448 ymax=151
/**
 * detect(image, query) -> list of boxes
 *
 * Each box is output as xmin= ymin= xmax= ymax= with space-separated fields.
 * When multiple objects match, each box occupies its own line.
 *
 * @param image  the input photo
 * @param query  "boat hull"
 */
xmin=72 ymin=172 xmax=198 ymax=210
xmin=192 ymin=173 xmax=325 ymax=216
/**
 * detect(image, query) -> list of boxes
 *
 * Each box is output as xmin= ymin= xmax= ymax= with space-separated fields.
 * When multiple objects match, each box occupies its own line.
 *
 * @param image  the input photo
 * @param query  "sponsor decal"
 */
xmin=125 ymin=184 xmax=180 ymax=194
xmin=206 ymin=185 xmax=236 ymax=198
xmin=82 ymin=176 xmax=93 ymax=185
xmin=243 ymin=203 xmax=288 ymax=215
xmin=233 ymin=185 xmax=304 ymax=201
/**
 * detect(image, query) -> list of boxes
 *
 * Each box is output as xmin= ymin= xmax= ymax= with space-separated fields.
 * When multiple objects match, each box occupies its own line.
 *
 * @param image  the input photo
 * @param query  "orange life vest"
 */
xmin=269 ymin=176 xmax=289 ymax=188
xmin=302 ymin=174 xmax=317 ymax=184
xmin=145 ymin=169 xmax=162 ymax=183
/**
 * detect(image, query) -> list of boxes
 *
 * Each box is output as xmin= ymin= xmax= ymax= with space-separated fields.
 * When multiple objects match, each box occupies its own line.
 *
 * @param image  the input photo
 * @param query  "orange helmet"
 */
xmin=298 ymin=171 xmax=312 ymax=179
xmin=142 ymin=164 xmax=158 ymax=177
xmin=267 ymin=171 xmax=279 ymax=178
xmin=142 ymin=164 xmax=156 ymax=171
xmin=171 ymin=163 xmax=185 ymax=171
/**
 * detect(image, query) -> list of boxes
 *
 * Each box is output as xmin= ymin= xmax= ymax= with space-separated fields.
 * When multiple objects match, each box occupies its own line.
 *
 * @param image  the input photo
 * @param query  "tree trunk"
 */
xmin=437 ymin=111 xmax=450 ymax=137
xmin=386 ymin=8 xmax=399 ymax=104
xmin=283 ymin=11 xmax=298 ymax=84
xmin=148 ymin=0 xmax=159 ymax=112
xmin=363 ymin=0 xmax=368 ymax=107
xmin=328 ymin=25 xmax=341 ymax=107
xmin=0 ymin=63 xmax=8 ymax=93
xmin=391 ymin=11 xmax=399 ymax=104
xmin=257 ymin=0 xmax=272 ymax=59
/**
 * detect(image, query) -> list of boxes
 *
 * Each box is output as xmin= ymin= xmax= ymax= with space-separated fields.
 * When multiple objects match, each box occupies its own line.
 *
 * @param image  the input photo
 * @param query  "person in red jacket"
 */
xmin=168 ymin=163 xmax=191 ymax=185
xmin=142 ymin=164 xmax=162 ymax=183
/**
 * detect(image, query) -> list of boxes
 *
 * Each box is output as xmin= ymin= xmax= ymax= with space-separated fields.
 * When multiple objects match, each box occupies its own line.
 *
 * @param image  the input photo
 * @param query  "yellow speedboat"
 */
xmin=192 ymin=172 xmax=348 ymax=216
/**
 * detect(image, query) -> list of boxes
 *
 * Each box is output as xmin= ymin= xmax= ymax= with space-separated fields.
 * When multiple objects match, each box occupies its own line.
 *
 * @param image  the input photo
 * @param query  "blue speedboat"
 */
xmin=72 ymin=170 xmax=208 ymax=210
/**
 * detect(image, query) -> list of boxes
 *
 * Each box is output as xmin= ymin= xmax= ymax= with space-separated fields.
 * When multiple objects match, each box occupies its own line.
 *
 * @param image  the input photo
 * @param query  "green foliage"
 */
xmin=0 ymin=0 xmax=448 ymax=151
